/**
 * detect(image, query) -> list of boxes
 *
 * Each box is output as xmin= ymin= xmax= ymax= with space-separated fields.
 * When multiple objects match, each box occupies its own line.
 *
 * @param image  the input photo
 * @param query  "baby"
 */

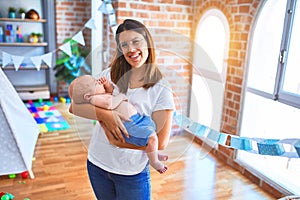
xmin=69 ymin=75 xmax=168 ymax=174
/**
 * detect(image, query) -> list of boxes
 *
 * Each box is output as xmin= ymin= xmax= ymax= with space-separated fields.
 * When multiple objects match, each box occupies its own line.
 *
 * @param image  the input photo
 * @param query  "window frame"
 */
xmin=248 ymin=0 xmax=300 ymax=109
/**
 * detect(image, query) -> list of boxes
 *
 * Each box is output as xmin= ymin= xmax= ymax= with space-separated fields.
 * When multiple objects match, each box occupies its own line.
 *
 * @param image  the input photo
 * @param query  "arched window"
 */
xmin=239 ymin=0 xmax=300 ymax=194
xmin=190 ymin=9 xmax=229 ymax=132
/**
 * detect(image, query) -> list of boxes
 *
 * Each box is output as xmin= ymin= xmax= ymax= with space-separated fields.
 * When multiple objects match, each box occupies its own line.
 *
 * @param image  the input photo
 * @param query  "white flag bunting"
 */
xmin=2 ymin=52 xmax=12 ymax=68
xmin=59 ymin=42 xmax=72 ymax=57
xmin=41 ymin=52 xmax=53 ymax=68
xmin=11 ymin=55 xmax=24 ymax=71
xmin=72 ymin=31 xmax=85 ymax=46
xmin=30 ymin=56 xmax=42 ymax=71
xmin=85 ymin=18 xmax=97 ymax=30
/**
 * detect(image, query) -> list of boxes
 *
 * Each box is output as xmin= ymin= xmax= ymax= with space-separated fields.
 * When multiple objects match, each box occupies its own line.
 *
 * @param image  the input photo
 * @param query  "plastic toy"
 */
xmin=21 ymin=171 xmax=29 ymax=179
xmin=53 ymin=96 xmax=59 ymax=103
xmin=59 ymin=97 xmax=66 ymax=103
xmin=0 ymin=192 xmax=14 ymax=200
xmin=66 ymin=97 xmax=71 ymax=103
xmin=8 ymin=174 xmax=16 ymax=179
xmin=1 ymin=194 xmax=10 ymax=200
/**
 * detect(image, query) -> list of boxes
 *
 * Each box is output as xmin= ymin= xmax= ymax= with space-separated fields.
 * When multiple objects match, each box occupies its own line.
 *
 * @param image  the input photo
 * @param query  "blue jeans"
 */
xmin=87 ymin=159 xmax=151 ymax=200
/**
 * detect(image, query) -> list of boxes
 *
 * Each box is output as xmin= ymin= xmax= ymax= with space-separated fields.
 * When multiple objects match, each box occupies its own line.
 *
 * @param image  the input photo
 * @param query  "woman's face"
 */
xmin=118 ymin=30 xmax=149 ymax=69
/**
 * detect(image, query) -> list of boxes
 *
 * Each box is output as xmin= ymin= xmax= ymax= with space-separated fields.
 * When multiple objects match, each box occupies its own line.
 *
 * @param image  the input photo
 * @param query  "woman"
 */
xmin=69 ymin=19 xmax=175 ymax=200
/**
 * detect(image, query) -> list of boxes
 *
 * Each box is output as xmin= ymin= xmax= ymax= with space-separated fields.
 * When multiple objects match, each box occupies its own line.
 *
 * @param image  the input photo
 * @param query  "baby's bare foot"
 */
xmin=157 ymin=166 xmax=168 ymax=174
xmin=158 ymin=154 xmax=168 ymax=161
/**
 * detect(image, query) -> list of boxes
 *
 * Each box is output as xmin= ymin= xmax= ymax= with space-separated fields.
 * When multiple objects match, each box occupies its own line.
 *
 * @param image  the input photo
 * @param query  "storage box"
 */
xmin=15 ymin=85 xmax=50 ymax=100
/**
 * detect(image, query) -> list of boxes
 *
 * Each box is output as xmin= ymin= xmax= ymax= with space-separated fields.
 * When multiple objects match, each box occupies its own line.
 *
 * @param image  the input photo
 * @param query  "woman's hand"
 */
xmin=99 ymin=110 xmax=130 ymax=143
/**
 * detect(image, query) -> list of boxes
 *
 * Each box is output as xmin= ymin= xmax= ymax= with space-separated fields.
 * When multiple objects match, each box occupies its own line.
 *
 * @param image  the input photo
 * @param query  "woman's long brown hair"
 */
xmin=110 ymin=19 xmax=163 ymax=93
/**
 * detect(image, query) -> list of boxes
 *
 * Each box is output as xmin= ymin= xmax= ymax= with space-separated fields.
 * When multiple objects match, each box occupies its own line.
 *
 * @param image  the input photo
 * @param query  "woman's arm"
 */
xmin=69 ymin=102 xmax=145 ymax=150
xmin=69 ymin=102 xmax=129 ymax=142
xmin=152 ymin=109 xmax=174 ymax=150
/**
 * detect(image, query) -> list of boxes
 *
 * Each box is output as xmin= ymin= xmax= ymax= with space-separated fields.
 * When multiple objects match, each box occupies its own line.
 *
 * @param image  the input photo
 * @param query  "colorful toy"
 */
xmin=21 ymin=171 xmax=29 ymax=179
xmin=59 ymin=97 xmax=66 ymax=103
xmin=66 ymin=97 xmax=71 ymax=104
xmin=1 ymin=194 xmax=10 ymax=200
xmin=8 ymin=174 xmax=16 ymax=179
xmin=53 ymin=96 xmax=59 ymax=103
xmin=0 ymin=193 xmax=14 ymax=200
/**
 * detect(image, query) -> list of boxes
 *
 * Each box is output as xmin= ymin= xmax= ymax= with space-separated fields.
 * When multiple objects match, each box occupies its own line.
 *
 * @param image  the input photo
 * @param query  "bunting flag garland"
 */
xmin=72 ymin=31 xmax=85 ymax=46
xmin=41 ymin=52 xmax=53 ymax=68
xmin=59 ymin=42 xmax=72 ymax=57
xmin=108 ymin=13 xmax=117 ymax=26
xmin=2 ymin=52 xmax=11 ymax=68
xmin=174 ymin=112 xmax=300 ymax=158
xmin=111 ymin=25 xmax=118 ymax=36
xmin=30 ymin=56 xmax=42 ymax=71
xmin=11 ymin=55 xmax=24 ymax=71
xmin=84 ymin=18 xmax=97 ymax=30
xmin=98 ymin=0 xmax=115 ymax=15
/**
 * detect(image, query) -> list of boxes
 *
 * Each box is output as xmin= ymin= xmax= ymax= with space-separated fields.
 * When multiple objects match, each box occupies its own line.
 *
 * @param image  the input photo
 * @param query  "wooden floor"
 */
xmin=0 ymin=103 xmax=276 ymax=200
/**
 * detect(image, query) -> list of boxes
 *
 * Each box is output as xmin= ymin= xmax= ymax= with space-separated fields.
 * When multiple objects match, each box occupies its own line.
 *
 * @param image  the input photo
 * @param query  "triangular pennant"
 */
xmin=108 ymin=14 xmax=117 ymax=26
xmin=98 ymin=2 xmax=108 ymax=14
xmin=72 ymin=31 xmax=85 ymax=46
xmin=11 ymin=55 xmax=24 ymax=71
xmin=59 ymin=42 xmax=72 ymax=57
xmin=106 ymin=3 xmax=115 ymax=14
xmin=30 ymin=56 xmax=42 ymax=71
xmin=2 ymin=52 xmax=12 ymax=68
xmin=111 ymin=25 xmax=118 ymax=37
xmin=85 ymin=18 xmax=97 ymax=30
xmin=41 ymin=52 xmax=53 ymax=68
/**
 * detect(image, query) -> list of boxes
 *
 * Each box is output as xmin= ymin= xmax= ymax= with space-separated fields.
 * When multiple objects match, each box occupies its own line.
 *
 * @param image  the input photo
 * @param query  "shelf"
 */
xmin=0 ymin=18 xmax=47 ymax=23
xmin=1 ymin=64 xmax=49 ymax=70
xmin=0 ymin=42 xmax=48 ymax=47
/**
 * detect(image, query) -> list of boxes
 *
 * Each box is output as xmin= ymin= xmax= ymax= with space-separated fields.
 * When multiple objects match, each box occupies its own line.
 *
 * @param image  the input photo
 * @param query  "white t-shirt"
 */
xmin=88 ymin=68 xmax=175 ymax=175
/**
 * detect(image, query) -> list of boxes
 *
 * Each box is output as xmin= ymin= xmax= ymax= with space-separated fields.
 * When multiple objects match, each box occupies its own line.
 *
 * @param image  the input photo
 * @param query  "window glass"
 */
xmin=195 ymin=13 xmax=226 ymax=75
xmin=239 ymin=0 xmax=300 ymax=194
xmin=247 ymin=0 xmax=286 ymax=93
xmin=283 ymin=2 xmax=300 ymax=95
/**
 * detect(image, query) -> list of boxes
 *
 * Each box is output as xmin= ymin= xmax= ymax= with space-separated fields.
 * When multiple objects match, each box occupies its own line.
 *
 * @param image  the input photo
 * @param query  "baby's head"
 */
xmin=69 ymin=75 xmax=106 ymax=104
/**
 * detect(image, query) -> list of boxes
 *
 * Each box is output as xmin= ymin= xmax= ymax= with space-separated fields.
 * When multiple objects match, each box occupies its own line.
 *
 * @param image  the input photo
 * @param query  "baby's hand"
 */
xmin=99 ymin=77 xmax=108 ymax=85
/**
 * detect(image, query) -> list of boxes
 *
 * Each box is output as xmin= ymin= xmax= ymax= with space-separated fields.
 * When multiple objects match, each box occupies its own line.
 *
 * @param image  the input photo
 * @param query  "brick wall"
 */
xmin=55 ymin=0 xmax=91 ymax=48
xmin=54 ymin=0 xmax=285 ymax=198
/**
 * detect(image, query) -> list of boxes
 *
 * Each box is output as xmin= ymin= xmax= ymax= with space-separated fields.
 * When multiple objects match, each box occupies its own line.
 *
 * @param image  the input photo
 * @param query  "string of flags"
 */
xmin=0 ymin=0 xmax=117 ymax=71
xmin=173 ymin=112 xmax=300 ymax=158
